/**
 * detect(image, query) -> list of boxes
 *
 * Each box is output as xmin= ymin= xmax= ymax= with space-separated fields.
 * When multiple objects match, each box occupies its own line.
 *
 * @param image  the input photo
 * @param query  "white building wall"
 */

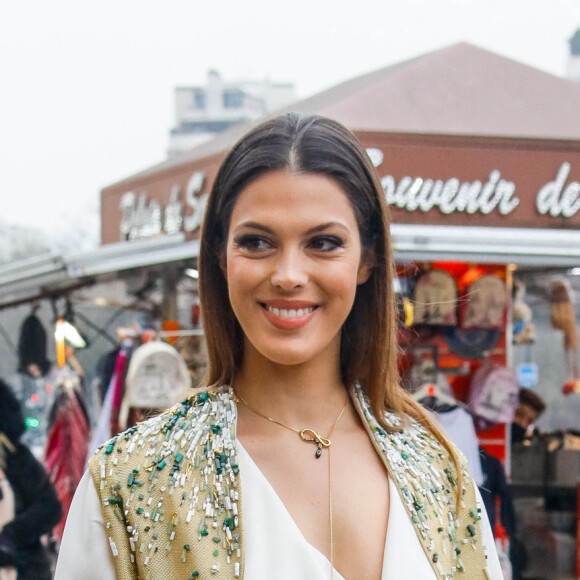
xmin=168 ymin=71 xmax=296 ymax=156
xmin=566 ymin=55 xmax=580 ymax=82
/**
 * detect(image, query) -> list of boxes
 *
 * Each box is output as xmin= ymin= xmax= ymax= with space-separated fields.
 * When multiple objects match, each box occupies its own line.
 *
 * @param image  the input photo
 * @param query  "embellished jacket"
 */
xmin=88 ymin=386 xmax=490 ymax=579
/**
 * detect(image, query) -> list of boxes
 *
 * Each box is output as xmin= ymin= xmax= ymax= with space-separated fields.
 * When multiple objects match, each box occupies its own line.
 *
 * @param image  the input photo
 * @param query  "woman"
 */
xmin=0 ymin=378 xmax=62 ymax=580
xmin=56 ymin=113 xmax=502 ymax=579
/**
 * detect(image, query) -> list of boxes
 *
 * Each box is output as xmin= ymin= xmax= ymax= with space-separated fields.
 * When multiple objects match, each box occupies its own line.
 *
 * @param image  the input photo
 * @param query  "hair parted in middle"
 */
xmin=198 ymin=112 xmax=463 ymax=489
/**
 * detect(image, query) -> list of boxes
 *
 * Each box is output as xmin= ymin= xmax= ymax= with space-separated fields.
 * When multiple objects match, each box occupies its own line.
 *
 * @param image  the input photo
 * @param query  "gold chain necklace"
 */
xmin=234 ymin=389 xmax=348 ymax=580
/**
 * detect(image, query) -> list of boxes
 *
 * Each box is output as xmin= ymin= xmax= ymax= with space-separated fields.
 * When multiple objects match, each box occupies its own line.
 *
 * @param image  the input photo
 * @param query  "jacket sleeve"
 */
xmin=3 ymin=444 xmax=62 ymax=545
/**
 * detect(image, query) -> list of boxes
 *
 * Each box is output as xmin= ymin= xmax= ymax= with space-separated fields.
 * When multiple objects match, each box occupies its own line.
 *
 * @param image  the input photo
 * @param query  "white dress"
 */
xmin=56 ymin=442 xmax=503 ymax=579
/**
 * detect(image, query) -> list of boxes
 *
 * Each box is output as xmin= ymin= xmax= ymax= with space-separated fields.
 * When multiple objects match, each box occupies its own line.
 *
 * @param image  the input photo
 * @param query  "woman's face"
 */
xmin=224 ymin=170 xmax=371 ymax=368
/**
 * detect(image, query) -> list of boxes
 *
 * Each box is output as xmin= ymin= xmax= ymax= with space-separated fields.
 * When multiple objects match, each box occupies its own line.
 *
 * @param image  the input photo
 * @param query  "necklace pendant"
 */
xmin=300 ymin=428 xmax=331 ymax=459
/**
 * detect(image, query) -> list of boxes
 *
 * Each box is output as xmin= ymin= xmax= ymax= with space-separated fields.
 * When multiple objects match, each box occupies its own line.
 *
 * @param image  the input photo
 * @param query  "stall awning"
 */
xmin=0 ymin=233 xmax=199 ymax=310
xmin=391 ymin=225 xmax=580 ymax=267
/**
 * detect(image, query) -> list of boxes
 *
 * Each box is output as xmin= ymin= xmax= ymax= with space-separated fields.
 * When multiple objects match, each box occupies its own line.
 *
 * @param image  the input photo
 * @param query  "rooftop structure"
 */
xmin=168 ymin=70 xmax=296 ymax=156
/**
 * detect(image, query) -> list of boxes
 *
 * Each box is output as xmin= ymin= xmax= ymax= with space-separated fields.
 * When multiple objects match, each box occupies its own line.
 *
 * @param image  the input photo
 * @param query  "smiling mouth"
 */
xmin=261 ymin=304 xmax=318 ymax=319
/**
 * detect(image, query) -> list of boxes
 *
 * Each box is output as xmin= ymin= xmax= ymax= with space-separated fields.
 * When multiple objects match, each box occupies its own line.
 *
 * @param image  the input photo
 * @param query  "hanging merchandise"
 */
xmin=44 ymin=367 xmax=90 ymax=544
xmin=468 ymin=356 xmax=519 ymax=430
xmin=512 ymin=279 xmax=535 ymax=345
xmin=117 ymin=341 xmax=191 ymax=431
xmin=434 ymin=404 xmax=484 ymax=487
xmin=460 ymin=275 xmax=508 ymax=330
xmin=108 ymin=343 xmax=132 ymax=437
xmin=442 ymin=327 xmax=502 ymax=359
xmin=412 ymin=269 xmax=458 ymax=326
xmin=548 ymin=278 xmax=580 ymax=395
xmin=17 ymin=307 xmax=51 ymax=377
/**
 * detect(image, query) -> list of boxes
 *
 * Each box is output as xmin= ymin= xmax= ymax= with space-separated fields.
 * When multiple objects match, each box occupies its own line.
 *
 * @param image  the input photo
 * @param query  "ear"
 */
xmin=357 ymin=247 xmax=376 ymax=285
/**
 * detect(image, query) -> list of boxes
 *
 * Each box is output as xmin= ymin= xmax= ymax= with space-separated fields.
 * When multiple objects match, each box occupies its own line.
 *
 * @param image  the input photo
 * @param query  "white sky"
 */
xmin=1 ymin=0 xmax=579 ymax=242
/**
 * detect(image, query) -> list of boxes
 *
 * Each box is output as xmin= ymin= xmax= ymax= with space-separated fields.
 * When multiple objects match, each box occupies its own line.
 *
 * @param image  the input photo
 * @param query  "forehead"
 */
xmin=229 ymin=170 xmax=358 ymax=229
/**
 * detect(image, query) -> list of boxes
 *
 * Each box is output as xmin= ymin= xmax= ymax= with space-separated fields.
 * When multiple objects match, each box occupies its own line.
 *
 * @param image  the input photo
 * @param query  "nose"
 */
xmin=270 ymin=248 xmax=308 ymax=290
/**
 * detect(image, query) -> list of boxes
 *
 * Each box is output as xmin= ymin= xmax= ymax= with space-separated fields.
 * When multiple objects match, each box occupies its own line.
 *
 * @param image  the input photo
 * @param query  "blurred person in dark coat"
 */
xmin=0 ymin=378 xmax=62 ymax=580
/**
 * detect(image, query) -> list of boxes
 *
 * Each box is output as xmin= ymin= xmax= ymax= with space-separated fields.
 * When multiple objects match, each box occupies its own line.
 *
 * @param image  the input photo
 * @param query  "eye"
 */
xmin=308 ymin=235 xmax=345 ymax=252
xmin=233 ymin=234 xmax=272 ymax=252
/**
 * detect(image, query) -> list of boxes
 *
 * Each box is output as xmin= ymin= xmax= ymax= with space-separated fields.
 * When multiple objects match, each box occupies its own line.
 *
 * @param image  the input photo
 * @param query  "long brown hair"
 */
xmin=198 ymin=113 xmax=463 ymax=497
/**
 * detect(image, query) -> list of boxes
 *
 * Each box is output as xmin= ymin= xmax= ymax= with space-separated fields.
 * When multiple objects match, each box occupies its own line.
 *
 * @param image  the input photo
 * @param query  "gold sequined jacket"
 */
xmin=88 ymin=386 xmax=490 ymax=579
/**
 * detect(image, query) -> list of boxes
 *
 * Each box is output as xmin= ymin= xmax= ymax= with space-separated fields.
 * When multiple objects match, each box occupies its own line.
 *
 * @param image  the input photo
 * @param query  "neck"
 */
xmin=233 ymin=340 xmax=347 ymax=429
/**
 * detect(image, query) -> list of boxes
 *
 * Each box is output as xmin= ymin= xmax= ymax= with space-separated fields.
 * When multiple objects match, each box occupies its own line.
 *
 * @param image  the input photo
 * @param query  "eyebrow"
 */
xmin=233 ymin=221 xmax=351 ymax=235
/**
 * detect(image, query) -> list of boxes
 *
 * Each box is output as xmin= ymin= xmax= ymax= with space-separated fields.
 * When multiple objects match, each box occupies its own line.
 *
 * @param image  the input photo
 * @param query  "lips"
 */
xmin=260 ymin=301 xmax=318 ymax=330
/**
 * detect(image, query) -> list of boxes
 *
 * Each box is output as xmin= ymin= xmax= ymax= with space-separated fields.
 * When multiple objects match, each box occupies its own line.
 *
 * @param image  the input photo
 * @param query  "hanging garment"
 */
xmin=109 ymin=345 xmax=132 ymax=437
xmin=433 ymin=405 xmax=484 ymax=487
xmin=86 ymin=375 xmax=116 ymax=464
xmin=44 ymin=368 xmax=90 ymax=544
xmin=17 ymin=314 xmax=51 ymax=377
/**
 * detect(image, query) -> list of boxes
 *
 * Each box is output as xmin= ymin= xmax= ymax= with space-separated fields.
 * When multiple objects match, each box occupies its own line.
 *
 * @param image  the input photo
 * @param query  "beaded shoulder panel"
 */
xmin=351 ymin=387 xmax=491 ymax=580
xmin=88 ymin=387 xmax=243 ymax=580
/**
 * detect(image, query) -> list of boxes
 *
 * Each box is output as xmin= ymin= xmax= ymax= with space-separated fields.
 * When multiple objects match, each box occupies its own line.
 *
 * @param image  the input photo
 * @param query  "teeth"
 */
xmin=266 ymin=305 xmax=315 ymax=318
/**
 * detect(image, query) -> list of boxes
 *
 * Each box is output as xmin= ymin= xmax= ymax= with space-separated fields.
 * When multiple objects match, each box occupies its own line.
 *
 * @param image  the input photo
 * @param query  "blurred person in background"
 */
xmin=511 ymin=388 xmax=546 ymax=445
xmin=0 ymin=378 xmax=62 ymax=580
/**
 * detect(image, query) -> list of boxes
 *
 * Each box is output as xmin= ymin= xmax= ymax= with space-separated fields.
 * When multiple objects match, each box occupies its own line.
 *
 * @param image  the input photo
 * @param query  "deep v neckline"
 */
xmin=237 ymin=440 xmax=348 ymax=579
xmin=236 ymin=440 xmax=392 ymax=580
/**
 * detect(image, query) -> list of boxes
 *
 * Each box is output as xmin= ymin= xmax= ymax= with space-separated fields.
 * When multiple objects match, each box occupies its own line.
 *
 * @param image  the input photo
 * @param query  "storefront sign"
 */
xmin=117 ymin=156 xmax=580 ymax=240
xmin=536 ymin=162 xmax=580 ymax=218
xmin=381 ymin=171 xmax=519 ymax=216
xmin=119 ymin=172 xmax=208 ymax=240
xmin=369 ymin=150 xmax=580 ymax=220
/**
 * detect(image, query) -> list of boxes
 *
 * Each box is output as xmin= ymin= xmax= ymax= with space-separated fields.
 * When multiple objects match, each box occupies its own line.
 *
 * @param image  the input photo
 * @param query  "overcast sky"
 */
xmin=1 ymin=0 xmax=579 ymax=244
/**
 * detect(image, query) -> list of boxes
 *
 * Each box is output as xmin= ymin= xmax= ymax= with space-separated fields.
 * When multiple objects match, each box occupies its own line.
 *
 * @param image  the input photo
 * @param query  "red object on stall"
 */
xmin=162 ymin=320 xmax=180 ymax=344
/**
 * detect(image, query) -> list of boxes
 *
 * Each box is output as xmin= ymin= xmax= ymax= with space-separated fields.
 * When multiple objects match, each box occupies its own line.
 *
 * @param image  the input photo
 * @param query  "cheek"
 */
xmin=226 ymin=257 xmax=263 ymax=306
xmin=324 ymin=264 xmax=361 ymax=303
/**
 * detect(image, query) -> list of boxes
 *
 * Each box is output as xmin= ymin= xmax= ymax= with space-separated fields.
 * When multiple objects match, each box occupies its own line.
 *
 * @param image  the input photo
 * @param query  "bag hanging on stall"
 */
xmin=468 ymin=356 xmax=519 ymax=429
xmin=460 ymin=275 xmax=508 ymax=330
xmin=412 ymin=269 xmax=458 ymax=326
xmin=117 ymin=341 xmax=191 ymax=431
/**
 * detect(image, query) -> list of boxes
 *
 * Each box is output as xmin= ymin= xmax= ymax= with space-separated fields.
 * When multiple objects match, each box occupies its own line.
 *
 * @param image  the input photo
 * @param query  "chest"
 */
xmin=239 ymin=425 xmax=390 ymax=580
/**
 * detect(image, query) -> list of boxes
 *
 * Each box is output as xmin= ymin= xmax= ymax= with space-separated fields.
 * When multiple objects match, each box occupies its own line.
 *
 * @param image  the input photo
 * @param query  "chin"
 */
xmin=257 ymin=346 xmax=316 ymax=367
xmin=246 ymin=332 xmax=340 ymax=368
